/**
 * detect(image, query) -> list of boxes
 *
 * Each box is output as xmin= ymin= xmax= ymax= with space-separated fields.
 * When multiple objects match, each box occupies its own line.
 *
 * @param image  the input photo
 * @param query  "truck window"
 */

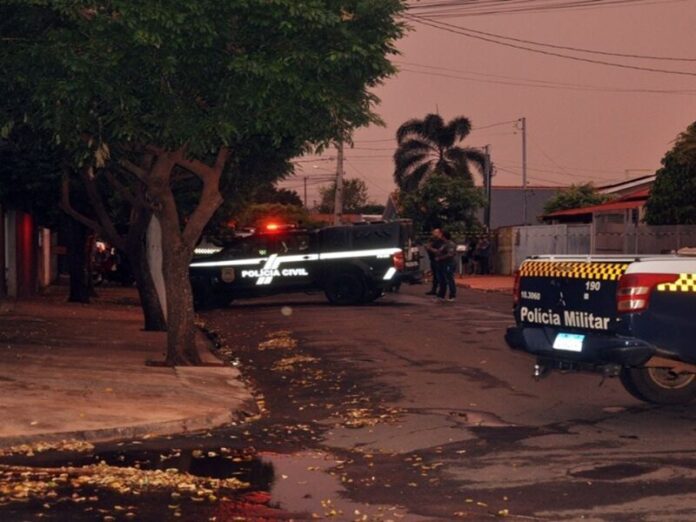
xmin=271 ymin=233 xmax=312 ymax=254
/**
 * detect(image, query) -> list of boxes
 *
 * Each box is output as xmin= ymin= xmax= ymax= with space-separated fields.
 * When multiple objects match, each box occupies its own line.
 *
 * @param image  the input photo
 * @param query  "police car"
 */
xmin=505 ymin=253 xmax=696 ymax=404
xmin=189 ymin=221 xmax=416 ymax=308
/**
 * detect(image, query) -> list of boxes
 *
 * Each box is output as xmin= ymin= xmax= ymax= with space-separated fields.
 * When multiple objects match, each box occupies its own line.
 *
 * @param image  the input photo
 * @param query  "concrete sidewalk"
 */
xmin=0 ymin=286 xmax=257 ymax=448
xmin=456 ymin=275 xmax=514 ymax=293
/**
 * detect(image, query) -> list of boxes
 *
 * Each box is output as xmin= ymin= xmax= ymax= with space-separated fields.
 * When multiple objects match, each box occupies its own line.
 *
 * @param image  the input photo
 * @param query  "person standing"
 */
xmin=424 ymin=228 xmax=444 ymax=295
xmin=436 ymin=230 xmax=457 ymax=302
xmin=475 ymin=235 xmax=491 ymax=275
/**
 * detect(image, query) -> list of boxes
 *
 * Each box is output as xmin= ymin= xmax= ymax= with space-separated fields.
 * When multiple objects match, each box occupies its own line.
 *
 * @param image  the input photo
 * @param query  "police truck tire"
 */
xmin=619 ymin=367 xmax=696 ymax=405
xmin=325 ymin=272 xmax=365 ymax=305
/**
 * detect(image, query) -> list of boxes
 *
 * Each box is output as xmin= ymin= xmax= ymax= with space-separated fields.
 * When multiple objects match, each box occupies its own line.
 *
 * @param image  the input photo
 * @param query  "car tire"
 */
xmin=619 ymin=367 xmax=696 ymax=405
xmin=363 ymin=286 xmax=383 ymax=303
xmin=325 ymin=272 xmax=365 ymax=305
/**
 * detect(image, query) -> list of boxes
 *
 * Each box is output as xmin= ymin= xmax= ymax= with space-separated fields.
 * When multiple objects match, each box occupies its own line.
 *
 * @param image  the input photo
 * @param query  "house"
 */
xmin=598 ymin=174 xmax=655 ymax=198
xmin=1 ymin=205 xmax=56 ymax=298
xmin=542 ymin=172 xmax=656 ymax=226
xmin=381 ymin=186 xmax=563 ymax=230
xmin=484 ymin=186 xmax=565 ymax=228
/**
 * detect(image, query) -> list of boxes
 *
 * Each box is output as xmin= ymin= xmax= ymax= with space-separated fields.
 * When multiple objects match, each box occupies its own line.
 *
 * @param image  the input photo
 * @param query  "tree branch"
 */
xmin=104 ymin=169 xmax=138 ymax=207
xmin=78 ymin=167 xmax=126 ymax=250
xmin=60 ymin=173 xmax=103 ymax=236
xmin=118 ymin=158 xmax=148 ymax=182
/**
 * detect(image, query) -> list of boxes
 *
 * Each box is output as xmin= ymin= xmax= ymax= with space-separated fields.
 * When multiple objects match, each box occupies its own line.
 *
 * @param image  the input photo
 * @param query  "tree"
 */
xmin=399 ymin=174 xmax=485 ymax=237
xmin=393 ymin=114 xmax=486 ymax=192
xmin=318 ymin=178 xmax=370 ymax=213
xmin=645 ymin=122 xmax=696 ymax=225
xmin=1 ymin=1 xmax=405 ymax=364
xmin=254 ymin=186 xmax=304 ymax=207
xmin=543 ymin=183 xmax=610 ymax=216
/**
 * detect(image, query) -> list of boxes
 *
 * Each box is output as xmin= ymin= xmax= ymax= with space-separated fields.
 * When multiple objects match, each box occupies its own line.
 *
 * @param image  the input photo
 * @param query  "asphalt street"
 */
xmin=4 ymin=285 xmax=696 ymax=521
xmin=201 ymin=284 xmax=696 ymax=521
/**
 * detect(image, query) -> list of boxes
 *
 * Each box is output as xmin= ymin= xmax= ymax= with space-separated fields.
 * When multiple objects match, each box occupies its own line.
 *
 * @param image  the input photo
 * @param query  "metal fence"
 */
xmin=494 ymin=223 xmax=696 ymax=274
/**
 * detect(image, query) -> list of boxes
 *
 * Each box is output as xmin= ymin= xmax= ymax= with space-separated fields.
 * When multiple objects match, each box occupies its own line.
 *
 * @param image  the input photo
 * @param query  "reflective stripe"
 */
xmin=657 ymin=273 xmax=696 ymax=292
xmin=519 ymin=260 xmax=628 ymax=281
xmin=194 ymin=247 xmax=223 ymax=256
xmin=383 ymin=267 xmax=397 ymax=281
xmin=319 ymin=248 xmax=401 ymax=260
xmin=190 ymin=258 xmax=265 ymax=268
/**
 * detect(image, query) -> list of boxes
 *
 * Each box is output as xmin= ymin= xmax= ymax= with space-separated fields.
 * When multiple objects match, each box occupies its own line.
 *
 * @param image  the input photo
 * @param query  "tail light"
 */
xmin=392 ymin=251 xmax=405 ymax=271
xmin=616 ymin=273 xmax=678 ymax=313
xmin=512 ymin=269 xmax=521 ymax=305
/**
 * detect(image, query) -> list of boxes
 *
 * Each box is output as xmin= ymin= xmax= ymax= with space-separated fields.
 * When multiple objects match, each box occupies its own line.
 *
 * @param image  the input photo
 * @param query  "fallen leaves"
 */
xmin=0 ymin=461 xmax=248 ymax=506
xmin=258 ymin=331 xmax=297 ymax=351
xmin=272 ymin=355 xmax=318 ymax=372
xmin=0 ymin=440 xmax=95 ymax=457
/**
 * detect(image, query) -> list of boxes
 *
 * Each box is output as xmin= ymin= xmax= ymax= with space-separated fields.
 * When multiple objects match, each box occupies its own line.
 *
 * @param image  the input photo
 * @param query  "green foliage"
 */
xmin=0 ymin=0 xmax=406 ymax=160
xmin=318 ymin=178 xmax=371 ymax=212
xmin=543 ymin=183 xmax=609 ymax=216
xmin=645 ymin=122 xmax=696 ymax=225
xmin=0 ymin=128 xmax=64 ymax=227
xmin=399 ymin=173 xmax=485 ymax=237
xmin=253 ymin=185 xmax=303 ymax=207
xmin=393 ymin=114 xmax=486 ymax=192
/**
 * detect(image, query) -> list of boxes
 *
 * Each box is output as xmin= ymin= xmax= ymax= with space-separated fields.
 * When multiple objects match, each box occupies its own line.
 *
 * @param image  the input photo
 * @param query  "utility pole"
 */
xmin=519 ymin=117 xmax=528 ymax=225
xmin=303 ymin=176 xmax=308 ymax=208
xmin=483 ymin=145 xmax=492 ymax=231
xmin=333 ymin=141 xmax=344 ymax=225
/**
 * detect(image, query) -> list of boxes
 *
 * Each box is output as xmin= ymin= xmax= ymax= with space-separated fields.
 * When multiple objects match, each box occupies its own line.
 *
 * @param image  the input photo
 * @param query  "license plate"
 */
xmin=405 ymin=261 xmax=418 ymax=267
xmin=553 ymin=333 xmax=584 ymax=352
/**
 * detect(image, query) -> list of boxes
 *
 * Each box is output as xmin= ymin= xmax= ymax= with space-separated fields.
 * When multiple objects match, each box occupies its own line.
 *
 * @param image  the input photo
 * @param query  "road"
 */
xmin=4 ymin=285 xmax=696 ymax=521
xmin=202 ymin=285 xmax=696 ymax=521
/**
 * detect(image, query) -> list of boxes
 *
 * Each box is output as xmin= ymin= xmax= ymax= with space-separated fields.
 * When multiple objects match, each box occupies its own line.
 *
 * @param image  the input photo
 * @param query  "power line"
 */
xmin=407 ymin=0 xmax=689 ymax=18
xmin=398 ymin=67 xmax=696 ymax=95
xmin=405 ymin=14 xmax=696 ymax=77
xmin=407 ymin=18 xmax=696 ymax=62
xmin=395 ymin=60 xmax=696 ymax=95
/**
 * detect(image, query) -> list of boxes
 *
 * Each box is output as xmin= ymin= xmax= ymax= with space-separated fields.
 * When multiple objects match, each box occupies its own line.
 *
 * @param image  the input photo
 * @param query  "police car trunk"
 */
xmin=505 ymin=255 xmax=696 ymax=404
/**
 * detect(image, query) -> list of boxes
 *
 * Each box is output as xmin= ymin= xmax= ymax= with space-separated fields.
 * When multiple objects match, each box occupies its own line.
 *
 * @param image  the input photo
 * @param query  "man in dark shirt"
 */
xmin=436 ymin=230 xmax=457 ymax=302
xmin=425 ymin=228 xmax=444 ymax=295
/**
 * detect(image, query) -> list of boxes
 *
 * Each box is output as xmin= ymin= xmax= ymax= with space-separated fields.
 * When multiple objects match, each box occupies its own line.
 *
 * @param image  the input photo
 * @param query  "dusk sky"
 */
xmin=281 ymin=0 xmax=696 ymax=208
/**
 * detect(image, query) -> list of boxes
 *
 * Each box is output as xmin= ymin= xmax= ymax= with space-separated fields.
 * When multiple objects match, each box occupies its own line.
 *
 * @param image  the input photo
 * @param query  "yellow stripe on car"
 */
xmin=519 ymin=261 xmax=629 ymax=281
xmin=657 ymin=274 xmax=696 ymax=292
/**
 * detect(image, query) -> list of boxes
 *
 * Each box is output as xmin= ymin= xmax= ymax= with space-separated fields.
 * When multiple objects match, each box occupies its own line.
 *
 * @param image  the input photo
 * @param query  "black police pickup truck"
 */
xmin=506 ymin=254 xmax=696 ymax=404
xmin=189 ymin=221 xmax=418 ymax=309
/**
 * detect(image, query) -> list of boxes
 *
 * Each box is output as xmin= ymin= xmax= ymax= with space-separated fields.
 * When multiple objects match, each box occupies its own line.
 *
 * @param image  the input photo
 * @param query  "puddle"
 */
xmin=569 ymin=463 xmax=658 ymax=481
xmin=28 ymin=448 xmax=274 ymax=491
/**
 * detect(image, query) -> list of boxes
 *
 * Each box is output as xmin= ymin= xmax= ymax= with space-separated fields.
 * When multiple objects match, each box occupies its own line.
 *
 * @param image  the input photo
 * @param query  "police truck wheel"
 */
xmin=325 ymin=272 xmax=365 ymax=305
xmin=619 ymin=367 xmax=696 ymax=405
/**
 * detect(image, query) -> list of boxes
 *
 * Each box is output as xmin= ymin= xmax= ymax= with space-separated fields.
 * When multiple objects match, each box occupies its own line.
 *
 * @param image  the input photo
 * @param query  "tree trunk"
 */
xmin=162 ymin=250 xmax=200 ymax=365
xmin=0 ymin=205 xmax=6 ymax=298
xmin=124 ymin=209 xmax=166 ymax=332
xmin=66 ymin=218 xmax=91 ymax=303
xmin=127 ymin=239 xmax=166 ymax=331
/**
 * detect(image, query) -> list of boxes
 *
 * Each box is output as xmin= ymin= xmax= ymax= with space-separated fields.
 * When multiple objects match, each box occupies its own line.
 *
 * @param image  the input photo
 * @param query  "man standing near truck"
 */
xmin=436 ymin=230 xmax=457 ymax=302
xmin=425 ymin=228 xmax=444 ymax=296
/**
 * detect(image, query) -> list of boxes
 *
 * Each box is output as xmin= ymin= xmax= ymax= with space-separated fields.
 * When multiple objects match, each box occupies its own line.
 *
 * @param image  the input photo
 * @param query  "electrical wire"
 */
xmin=407 ymin=0 xmax=689 ymax=18
xmin=395 ymin=61 xmax=696 ymax=95
xmin=405 ymin=14 xmax=696 ymax=77
xmin=407 ymin=16 xmax=696 ymax=61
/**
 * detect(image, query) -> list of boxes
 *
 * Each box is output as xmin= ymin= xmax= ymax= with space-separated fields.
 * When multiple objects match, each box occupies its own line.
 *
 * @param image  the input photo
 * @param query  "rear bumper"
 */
xmin=505 ymin=326 xmax=656 ymax=367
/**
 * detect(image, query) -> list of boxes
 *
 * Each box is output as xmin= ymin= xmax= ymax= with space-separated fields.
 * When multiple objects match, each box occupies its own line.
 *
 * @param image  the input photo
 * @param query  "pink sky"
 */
xmin=282 ymin=0 xmax=696 ymax=207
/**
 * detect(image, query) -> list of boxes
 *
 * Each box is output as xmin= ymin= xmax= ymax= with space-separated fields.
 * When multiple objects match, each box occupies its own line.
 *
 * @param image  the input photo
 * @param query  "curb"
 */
xmin=0 ymin=326 xmax=259 ymax=449
xmin=0 ymin=403 xmax=259 ymax=448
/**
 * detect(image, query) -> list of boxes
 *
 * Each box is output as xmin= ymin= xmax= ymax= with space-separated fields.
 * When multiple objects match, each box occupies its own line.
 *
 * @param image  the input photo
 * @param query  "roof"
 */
xmin=545 ymin=186 xmax=650 ymax=218
xmin=545 ymin=199 xmax=645 ymax=217
xmin=598 ymin=174 xmax=655 ymax=194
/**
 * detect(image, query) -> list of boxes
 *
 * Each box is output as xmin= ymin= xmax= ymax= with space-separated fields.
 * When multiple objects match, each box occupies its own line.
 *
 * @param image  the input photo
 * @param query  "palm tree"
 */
xmin=393 ymin=113 xmax=486 ymax=192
